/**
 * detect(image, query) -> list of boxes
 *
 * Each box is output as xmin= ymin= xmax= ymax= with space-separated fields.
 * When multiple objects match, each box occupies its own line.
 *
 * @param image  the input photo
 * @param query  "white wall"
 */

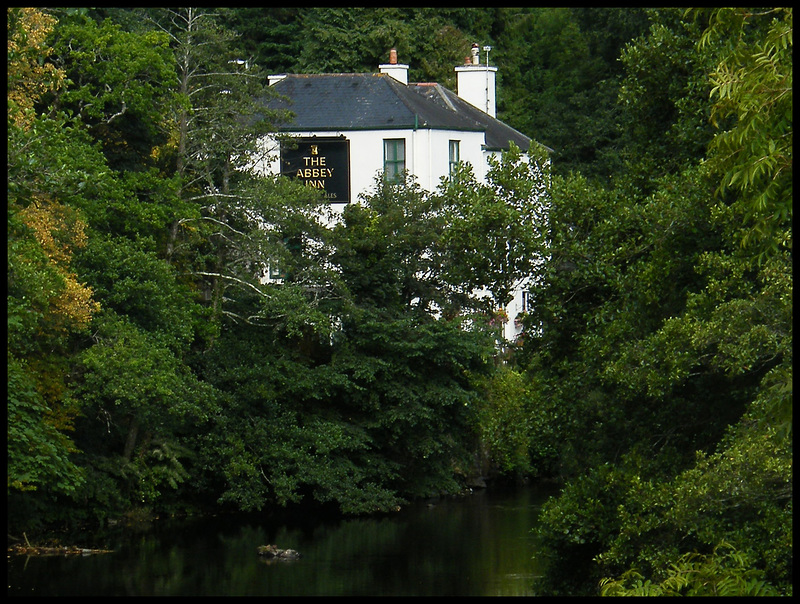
xmin=255 ymin=128 xmax=492 ymax=209
xmin=455 ymin=65 xmax=497 ymax=118
xmin=253 ymin=128 xmax=536 ymax=342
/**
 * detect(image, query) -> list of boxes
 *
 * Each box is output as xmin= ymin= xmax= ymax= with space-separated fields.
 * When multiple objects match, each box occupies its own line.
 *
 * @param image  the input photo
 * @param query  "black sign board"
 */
xmin=280 ymin=137 xmax=351 ymax=203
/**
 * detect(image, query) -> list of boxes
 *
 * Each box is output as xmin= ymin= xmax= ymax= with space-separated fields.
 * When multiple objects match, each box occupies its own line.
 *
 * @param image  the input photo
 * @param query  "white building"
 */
xmin=255 ymin=47 xmax=548 ymax=341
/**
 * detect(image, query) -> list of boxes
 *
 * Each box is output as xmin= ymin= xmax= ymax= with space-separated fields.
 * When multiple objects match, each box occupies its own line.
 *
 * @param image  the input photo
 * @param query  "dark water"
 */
xmin=7 ymin=484 xmax=560 ymax=597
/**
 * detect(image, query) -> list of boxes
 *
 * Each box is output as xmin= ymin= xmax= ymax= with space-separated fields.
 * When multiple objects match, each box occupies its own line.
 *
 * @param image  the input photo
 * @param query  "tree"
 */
xmin=615 ymin=8 xmax=715 ymax=191
xmin=131 ymin=8 xmax=317 ymax=331
xmin=528 ymin=7 xmax=791 ymax=595
xmin=332 ymin=175 xmax=452 ymax=314
xmin=498 ymin=7 xmax=651 ymax=182
xmin=291 ymin=7 xmax=486 ymax=88
xmin=190 ymin=173 xmax=502 ymax=515
xmin=47 ymin=14 xmax=177 ymax=171
xmin=7 ymin=7 xmax=65 ymax=127
xmin=700 ymin=7 xmax=792 ymax=261
xmin=7 ymin=8 xmax=97 ymax=504
xmin=70 ymin=311 xmax=218 ymax=512
xmin=438 ymin=143 xmax=550 ymax=313
xmin=9 ymin=8 xmax=223 ymax=529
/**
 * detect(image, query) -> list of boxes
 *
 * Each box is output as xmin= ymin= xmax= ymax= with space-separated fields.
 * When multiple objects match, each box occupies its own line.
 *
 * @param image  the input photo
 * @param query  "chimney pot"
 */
xmin=379 ymin=50 xmax=408 ymax=84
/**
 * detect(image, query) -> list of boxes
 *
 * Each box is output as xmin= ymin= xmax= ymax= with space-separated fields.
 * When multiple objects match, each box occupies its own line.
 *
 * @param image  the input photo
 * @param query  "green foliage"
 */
xmin=532 ymin=463 xmax=642 ymax=595
xmin=216 ymin=8 xmax=304 ymax=75
xmin=191 ymin=322 xmax=390 ymax=514
xmin=286 ymin=7 xmax=495 ymax=89
xmin=66 ymin=310 xmax=219 ymax=517
xmin=334 ymin=174 xmax=449 ymax=314
xmin=6 ymin=8 xmax=220 ymax=524
xmin=437 ymin=143 xmax=549 ymax=310
xmin=7 ymin=101 xmax=124 ymax=217
xmin=600 ymin=541 xmax=780 ymax=596
xmin=526 ymin=8 xmax=791 ymax=596
xmin=7 ymin=15 xmax=791 ymax=594
xmin=48 ymin=14 xmax=178 ymax=171
xmin=74 ymin=235 xmax=201 ymax=350
xmin=333 ymin=312 xmax=494 ymax=501
xmin=182 ymin=168 xmax=505 ymax=515
xmin=76 ymin=314 xmax=205 ymax=429
xmin=617 ymin=8 xmax=714 ymax=187
xmin=7 ymin=15 xmax=103 ymax=509
xmin=7 ymin=354 xmax=85 ymax=495
xmin=536 ymin=403 xmax=792 ymax=595
xmin=519 ymin=166 xmax=737 ymax=483
xmin=700 ymin=7 xmax=792 ymax=261
xmin=499 ymin=7 xmax=651 ymax=182
xmin=470 ymin=366 xmax=544 ymax=477
xmin=590 ymin=409 xmax=792 ymax=584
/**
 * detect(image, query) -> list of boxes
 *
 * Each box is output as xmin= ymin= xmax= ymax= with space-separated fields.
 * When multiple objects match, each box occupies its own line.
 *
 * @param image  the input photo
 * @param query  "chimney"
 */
xmin=379 ymin=48 xmax=409 ymax=85
xmin=455 ymin=43 xmax=497 ymax=117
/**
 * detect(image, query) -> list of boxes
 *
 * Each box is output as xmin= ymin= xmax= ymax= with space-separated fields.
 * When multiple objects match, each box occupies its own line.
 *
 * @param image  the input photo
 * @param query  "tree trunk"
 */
xmin=122 ymin=416 xmax=139 ymax=463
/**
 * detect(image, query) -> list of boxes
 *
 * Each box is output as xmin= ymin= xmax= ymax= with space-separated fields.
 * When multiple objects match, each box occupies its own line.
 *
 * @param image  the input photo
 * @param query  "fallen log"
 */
xmin=8 ymin=544 xmax=114 ymax=556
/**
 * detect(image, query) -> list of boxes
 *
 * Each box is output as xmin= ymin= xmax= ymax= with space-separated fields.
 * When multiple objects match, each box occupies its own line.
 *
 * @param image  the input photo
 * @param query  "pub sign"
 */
xmin=280 ymin=137 xmax=351 ymax=203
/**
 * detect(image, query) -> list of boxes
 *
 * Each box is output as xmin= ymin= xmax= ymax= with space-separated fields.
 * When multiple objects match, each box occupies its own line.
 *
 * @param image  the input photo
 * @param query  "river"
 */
xmin=7 ymin=483 xmax=561 ymax=597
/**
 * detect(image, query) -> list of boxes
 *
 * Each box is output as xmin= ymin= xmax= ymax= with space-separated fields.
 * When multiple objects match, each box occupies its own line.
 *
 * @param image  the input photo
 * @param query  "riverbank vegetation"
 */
xmin=7 ymin=7 xmax=791 ymax=596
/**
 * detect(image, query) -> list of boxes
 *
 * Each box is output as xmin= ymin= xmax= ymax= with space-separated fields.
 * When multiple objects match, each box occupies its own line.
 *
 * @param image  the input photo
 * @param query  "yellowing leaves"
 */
xmin=18 ymin=196 xmax=100 ymax=331
xmin=7 ymin=7 xmax=66 ymax=128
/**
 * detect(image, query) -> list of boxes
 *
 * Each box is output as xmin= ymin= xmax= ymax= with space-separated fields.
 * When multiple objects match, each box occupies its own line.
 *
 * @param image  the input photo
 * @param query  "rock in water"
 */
xmin=257 ymin=544 xmax=301 ymax=559
xmin=280 ymin=549 xmax=301 ymax=559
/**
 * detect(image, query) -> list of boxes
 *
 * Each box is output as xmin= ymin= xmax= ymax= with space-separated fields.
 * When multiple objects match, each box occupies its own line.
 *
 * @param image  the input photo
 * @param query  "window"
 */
xmin=521 ymin=290 xmax=533 ymax=313
xmin=268 ymin=236 xmax=301 ymax=281
xmin=269 ymin=264 xmax=287 ymax=281
xmin=383 ymin=139 xmax=405 ymax=182
xmin=449 ymin=140 xmax=460 ymax=177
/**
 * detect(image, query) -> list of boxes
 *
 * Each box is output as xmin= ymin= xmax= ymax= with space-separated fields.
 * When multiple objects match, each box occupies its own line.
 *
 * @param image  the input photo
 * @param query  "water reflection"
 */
xmin=7 ymin=484 xmax=559 ymax=597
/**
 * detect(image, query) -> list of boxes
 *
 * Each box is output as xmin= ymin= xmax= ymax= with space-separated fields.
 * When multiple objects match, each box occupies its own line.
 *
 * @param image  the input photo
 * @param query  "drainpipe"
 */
xmin=483 ymin=46 xmax=492 ymax=115
xmin=455 ymin=44 xmax=497 ymax=118
xmin=427 ymin=127 xmax=432 ymax=191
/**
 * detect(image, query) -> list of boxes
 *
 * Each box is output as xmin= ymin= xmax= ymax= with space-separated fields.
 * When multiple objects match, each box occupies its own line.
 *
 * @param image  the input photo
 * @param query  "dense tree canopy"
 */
xmin=518 ymin=7 xmax=791 ymax=596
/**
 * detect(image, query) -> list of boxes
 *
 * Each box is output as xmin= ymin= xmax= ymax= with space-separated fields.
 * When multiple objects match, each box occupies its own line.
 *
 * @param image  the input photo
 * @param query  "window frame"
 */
xmin=383 ymin=138 xmax=406 ymax=182
xmin=449 ymin=139 xmax=461 ymax=177
xmin=521 ymin=290 xmax=533 ymax=313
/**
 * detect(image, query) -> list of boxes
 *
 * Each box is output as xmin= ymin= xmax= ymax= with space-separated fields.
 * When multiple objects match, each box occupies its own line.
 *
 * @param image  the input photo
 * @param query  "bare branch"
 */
xmin=105 ymin=101 xmax=127 ymax=124
xmin=195 ymin=271 xmax=269 ymax=297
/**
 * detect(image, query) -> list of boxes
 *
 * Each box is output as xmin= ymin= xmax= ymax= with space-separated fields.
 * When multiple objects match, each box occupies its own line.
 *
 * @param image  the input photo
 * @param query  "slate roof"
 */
xmin=264 ymin=73 xmax=533 ymax=152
